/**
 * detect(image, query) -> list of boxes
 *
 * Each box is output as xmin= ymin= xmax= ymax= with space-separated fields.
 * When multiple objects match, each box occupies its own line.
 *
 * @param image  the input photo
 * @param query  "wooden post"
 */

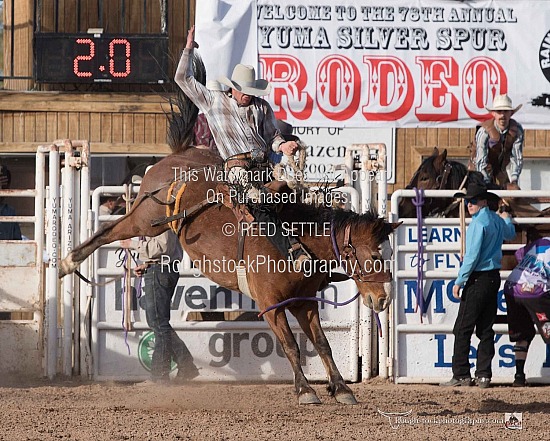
xmin=3 ymin=0 xmax=34 ymax=90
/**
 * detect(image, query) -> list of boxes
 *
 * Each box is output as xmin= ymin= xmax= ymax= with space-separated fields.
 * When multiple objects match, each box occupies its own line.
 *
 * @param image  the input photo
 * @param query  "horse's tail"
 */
xmin=167 ymin=53 xmax=207 ymax=153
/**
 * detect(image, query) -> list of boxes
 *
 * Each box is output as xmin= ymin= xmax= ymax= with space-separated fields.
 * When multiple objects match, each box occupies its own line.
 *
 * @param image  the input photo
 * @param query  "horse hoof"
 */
xmin=58 ymin=257 xmax=73 ymax=279
xmin=335 ymin=393 xmax=358 ymax=405
xmin=58 ymin=261 xmax=68 ymax=279
xmin=298 ymin=392 xmax=321 ymax=405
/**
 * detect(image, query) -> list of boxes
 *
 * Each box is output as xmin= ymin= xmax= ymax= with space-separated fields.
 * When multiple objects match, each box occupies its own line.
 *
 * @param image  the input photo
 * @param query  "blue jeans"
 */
xmin=140 ymin=263 xmax=196 ymax=379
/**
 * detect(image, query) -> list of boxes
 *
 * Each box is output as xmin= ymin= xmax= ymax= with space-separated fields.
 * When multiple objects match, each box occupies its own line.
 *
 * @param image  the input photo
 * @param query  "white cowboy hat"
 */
xmin=218 ymin=64 xmax=271 ymax=96
xmin=485 ymin=94 xmax=522 ymax=113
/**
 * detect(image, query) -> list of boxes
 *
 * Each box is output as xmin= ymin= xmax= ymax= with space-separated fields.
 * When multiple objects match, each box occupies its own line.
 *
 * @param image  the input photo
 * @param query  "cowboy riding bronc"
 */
xmin=175 ymin=25 xmax=311 ymax=270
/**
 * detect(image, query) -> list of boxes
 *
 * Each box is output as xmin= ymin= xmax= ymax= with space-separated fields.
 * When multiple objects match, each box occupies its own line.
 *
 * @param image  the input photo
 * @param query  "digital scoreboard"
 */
xmin=34 ymin=33 xmax=169 ymax=84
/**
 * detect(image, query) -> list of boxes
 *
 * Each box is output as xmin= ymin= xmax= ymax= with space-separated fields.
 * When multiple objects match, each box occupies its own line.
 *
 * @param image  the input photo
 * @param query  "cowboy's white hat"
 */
xmin=485 ymin=94 xmax=522 ymax=113
xmin=218 ymin=64 xmax=271 ymax=97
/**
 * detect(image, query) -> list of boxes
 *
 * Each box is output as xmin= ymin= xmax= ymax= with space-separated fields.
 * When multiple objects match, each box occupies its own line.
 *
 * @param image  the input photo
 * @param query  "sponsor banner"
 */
xmin=393 ymin=219 xmax=550 ymax=381
xmin=96 ymin=327 xmax=358 ymax=381
xmin=94 ymin=246 xmax=361 ymax=381
xmin=397 ymin=333 xmax=550 ymax=381
xmin=100 ymin=275 xmax=359 ymax=324
xmin=197 ymin=0 xmax=550 ymax=128
xmin=398 ymin=278 xmax=508 ymax=326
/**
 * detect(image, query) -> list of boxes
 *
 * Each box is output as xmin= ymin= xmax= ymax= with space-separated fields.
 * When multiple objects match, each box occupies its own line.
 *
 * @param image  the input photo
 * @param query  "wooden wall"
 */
xmin=2 ymin=1 xmax=550 ymax=182
xmin=1 ymin=0 xmax=196 ymax=153
xmin=0 ymin=92 xmax=171 ymax=153
xmin=2 ymin=0 xmax=34 ymax=90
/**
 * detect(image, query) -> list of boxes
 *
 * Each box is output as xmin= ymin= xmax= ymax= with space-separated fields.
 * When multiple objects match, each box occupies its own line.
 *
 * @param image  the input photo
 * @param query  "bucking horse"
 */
xmin=58 ymin=63 xmax=400 ymax=405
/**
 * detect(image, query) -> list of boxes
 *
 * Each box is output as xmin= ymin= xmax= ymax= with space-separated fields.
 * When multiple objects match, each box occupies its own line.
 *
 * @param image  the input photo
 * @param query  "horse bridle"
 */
xmin=330 ymin=223 xmax=391 ymax=283
xmin=436 ymin=162 xmax=453 ymax=190
xmin=419 ymin=161 xmax=454 ymax=217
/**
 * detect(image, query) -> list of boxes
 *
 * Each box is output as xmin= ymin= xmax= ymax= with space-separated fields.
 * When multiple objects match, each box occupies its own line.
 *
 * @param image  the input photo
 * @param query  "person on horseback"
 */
xmin=193 ymin=80 xmax=225 ymax=153
xmin=175 ymin=25 xmax=311 ymax=269
xmin=469 ymin=94 xmax=524 ymax=190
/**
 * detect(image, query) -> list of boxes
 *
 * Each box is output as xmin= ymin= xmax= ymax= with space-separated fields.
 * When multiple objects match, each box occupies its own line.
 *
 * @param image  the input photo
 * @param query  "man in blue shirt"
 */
xmin=441 ymin=183 xmax=516 ymax=388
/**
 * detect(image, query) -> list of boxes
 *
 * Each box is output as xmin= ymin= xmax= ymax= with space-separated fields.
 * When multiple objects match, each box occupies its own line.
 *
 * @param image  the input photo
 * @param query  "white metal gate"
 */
xmin=90 ymin=143 xmax=390 ymax=382
xmin=390 ymin=189 xmax=550 ymax=384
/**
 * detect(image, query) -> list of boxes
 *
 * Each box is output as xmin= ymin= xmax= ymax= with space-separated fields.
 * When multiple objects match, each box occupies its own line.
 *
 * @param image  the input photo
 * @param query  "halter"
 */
xmin=330 ymin=221 xmax=391 ymax=283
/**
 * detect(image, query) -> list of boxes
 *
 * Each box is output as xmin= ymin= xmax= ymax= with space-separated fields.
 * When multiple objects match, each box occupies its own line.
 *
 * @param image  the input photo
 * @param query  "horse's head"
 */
xmin=406 ymin=147 xmax=450 ymax=191
xmin=399 ymin=147 xmax=468 ymax=217
xmin=332 ymin=211 xmax=401 ymax=312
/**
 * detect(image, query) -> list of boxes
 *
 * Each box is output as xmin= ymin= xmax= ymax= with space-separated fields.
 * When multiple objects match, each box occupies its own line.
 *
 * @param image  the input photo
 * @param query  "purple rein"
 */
xmin=412 ymin=187 xmax=426 ymax=319
xmin=257 ymin=220 xmax=381 ymax=337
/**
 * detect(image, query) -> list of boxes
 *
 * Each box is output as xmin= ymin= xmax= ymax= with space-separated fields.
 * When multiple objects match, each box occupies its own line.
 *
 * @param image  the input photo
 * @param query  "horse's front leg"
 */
xmin=289 ymin=303 xmax=358 ymax=405
xmin=262 ymin=309 xmax=321 ymax=405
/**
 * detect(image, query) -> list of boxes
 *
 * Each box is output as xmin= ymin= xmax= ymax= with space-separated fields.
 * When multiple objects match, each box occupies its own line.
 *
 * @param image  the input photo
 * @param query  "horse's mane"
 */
xmin=166 ymin=53 xmax=207 ymax=153
xmin=447 ymin=161 xmax=468 ymax=188
xmin=288 ymin=203 xmax=392 ymax=244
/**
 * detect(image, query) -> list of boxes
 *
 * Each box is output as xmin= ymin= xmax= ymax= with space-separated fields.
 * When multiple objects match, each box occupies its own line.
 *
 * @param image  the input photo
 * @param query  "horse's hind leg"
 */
xmin=59 ymin=198 xmax=167 ymax=277
xmin=289 ymin=303 xmax=358 ymax=405
xmin=262 ymin=309 xmax=321 ymax=405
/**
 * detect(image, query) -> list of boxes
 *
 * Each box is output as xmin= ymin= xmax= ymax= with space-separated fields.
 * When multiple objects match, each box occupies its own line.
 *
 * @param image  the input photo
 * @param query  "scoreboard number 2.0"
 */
xmin=34 ymin=33 xmax=169 ymax=84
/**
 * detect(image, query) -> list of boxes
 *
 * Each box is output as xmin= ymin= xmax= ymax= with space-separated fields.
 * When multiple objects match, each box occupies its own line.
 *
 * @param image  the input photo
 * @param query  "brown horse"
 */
xmin=398 ymin=146 xmax=550 ymax=268
xmin=398 ymin=147 xmax=477 ymax=218
xmin=60 ymin=55 xmax=402 ymax=404
xmin=60 ymin=148 xmax=399 ymax=405
xmin=399 ymin=147 xmax=550 ymax=219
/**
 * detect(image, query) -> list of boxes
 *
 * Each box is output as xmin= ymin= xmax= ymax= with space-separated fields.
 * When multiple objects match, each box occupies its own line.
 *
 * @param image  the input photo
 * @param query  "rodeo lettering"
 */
xmin=263 ymin=54 xmax=510 ymax=122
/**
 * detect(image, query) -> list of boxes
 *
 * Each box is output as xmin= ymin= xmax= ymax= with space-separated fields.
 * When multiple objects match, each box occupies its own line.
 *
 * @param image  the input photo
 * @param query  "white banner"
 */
xmin=198 ymin=0 xmax=550 ymax=129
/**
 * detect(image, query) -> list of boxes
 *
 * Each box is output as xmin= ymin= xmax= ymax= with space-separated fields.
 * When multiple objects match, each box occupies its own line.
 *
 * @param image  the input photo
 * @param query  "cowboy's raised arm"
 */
xmin=174 ymin=26 xmax=209 ymax=112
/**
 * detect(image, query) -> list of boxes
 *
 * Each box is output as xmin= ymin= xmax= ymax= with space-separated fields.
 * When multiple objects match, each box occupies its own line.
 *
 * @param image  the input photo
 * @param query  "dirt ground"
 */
xmin=0 ymin=377 xmax=547 ymax=440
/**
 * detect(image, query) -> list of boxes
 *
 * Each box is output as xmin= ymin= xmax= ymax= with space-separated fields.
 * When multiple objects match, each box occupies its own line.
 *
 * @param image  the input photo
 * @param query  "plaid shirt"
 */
xmin=175 ymin=48 xmax=285 ymax=160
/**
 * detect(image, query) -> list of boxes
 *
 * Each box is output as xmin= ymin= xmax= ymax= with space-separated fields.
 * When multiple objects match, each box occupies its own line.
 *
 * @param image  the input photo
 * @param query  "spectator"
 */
xmin=504 ymin=233 xmax=550 ymax=387
xmin=120 ymin=230 xmax=199 ymax=384
xmin=99 ymin=195 xmax=118 ymax=216
xmin=441 ymin=182 xmax=515 ymax=388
